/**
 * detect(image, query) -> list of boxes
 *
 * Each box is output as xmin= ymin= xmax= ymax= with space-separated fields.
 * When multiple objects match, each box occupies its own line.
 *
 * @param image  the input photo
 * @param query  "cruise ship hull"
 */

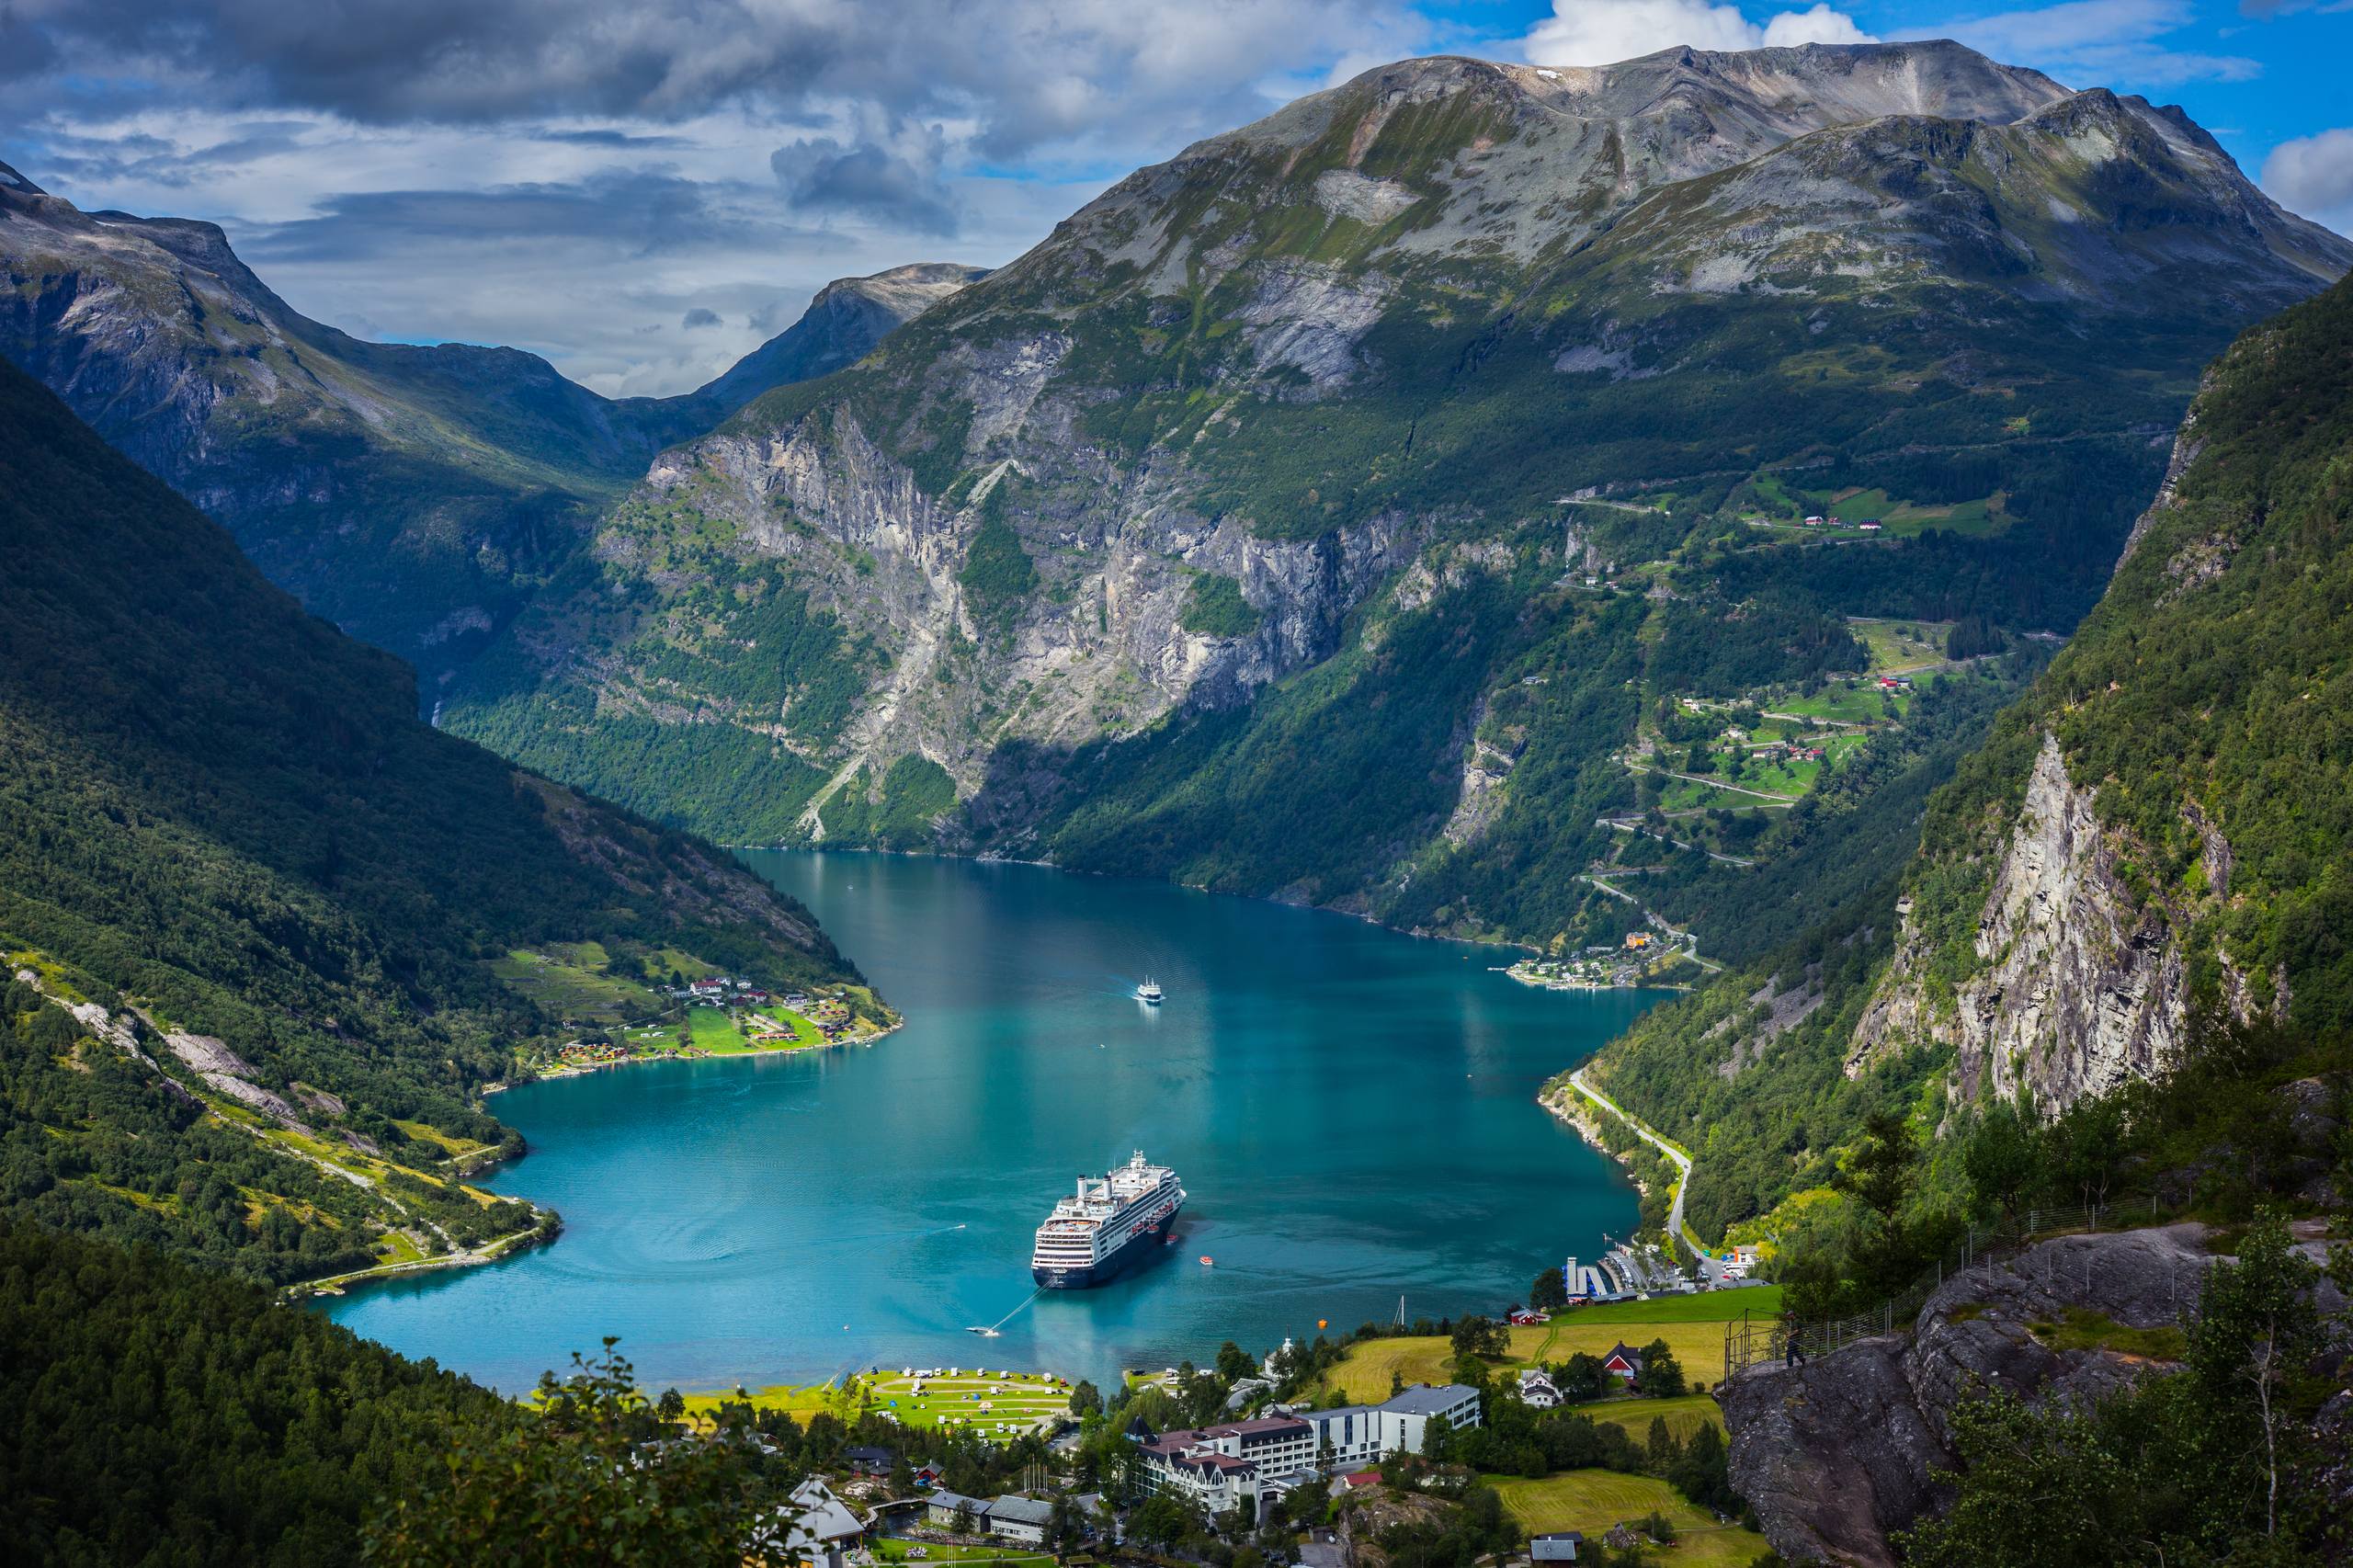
xmin=1031 ymin=1201 xmax=1182 ymax=1290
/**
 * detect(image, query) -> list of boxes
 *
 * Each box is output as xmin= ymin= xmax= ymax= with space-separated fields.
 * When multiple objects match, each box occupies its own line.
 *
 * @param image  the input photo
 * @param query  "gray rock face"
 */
xmin=1722 ymin=1335 xmax=1950 ymax=1568
xmin=1850 ymin=733 xmax=2276 ymax=1112
xmin=165 ymin=1032 xmax=258 ymax=1080
xmin=1724 ymin=1224 xmax=2215 ymax=1565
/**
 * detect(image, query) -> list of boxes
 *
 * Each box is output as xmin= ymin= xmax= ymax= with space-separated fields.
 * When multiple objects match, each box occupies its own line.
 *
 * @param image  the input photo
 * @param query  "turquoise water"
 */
xmin=324 ymin=854 xmax=1661 ymax=1392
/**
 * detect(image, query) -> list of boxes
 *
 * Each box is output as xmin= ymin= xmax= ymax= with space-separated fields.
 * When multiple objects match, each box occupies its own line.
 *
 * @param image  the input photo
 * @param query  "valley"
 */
xmin=3 ymin=23 xmax=2352 ymax=1568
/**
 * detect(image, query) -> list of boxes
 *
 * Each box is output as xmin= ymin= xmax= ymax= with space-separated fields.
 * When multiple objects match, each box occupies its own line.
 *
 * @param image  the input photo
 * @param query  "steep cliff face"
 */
xmin=1847 ymin=731 xmax=2271 ymax=1108
xmin=442 ymin=42 xmax=2347 ymax=937
xmin=1843 ymin=275 xmax=2353 ymax=1120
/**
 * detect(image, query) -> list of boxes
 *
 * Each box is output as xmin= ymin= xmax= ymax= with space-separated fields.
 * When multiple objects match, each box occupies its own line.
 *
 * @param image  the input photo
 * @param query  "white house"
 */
xmin=1515 ymin=1369 xmax=1562 ymax=1409
xmin=926 ymin=1491 xmax=987 ymax=1531
xmin=1138 ymin=1385 xmax=1482 ymax=1510
xmin=755 ymin=1477 xmax=865 ymax=1568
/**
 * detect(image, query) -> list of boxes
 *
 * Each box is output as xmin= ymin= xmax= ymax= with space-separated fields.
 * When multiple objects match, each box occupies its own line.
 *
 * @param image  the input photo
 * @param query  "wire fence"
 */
xmin=1723 ymin=1199 xmax=2181 ymax=1378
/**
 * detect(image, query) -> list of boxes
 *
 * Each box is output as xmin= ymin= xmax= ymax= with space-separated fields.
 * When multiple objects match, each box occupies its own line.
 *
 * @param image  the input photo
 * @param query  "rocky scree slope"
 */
xmin=444 ymin=41 xmax=2348 ymax=938
xmin=0 ymin=157 xmax=977 ymax=694
xmin=0 ymin=357 xmax=878 ymax=1281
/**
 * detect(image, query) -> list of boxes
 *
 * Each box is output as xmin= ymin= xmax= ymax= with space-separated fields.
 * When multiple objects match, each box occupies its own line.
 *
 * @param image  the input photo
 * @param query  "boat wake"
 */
xmin=966 ymin=1287 xmax=1040 ymax=1336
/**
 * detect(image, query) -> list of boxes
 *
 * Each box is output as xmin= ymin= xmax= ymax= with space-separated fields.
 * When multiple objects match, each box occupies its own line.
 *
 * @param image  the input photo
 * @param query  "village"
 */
xmin=529 ymin=970 xmax=886 ymax=1077
xmin=715 ymin=1250 xmax=1787 ymax=1568
xmin=1501 ymin=926 xmax=1699 ymax=992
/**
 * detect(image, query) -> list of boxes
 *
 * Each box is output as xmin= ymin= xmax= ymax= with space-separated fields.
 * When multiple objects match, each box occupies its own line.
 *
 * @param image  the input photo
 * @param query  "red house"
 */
xmin=1601 ymin=1342 xmax=1645 ymax=1382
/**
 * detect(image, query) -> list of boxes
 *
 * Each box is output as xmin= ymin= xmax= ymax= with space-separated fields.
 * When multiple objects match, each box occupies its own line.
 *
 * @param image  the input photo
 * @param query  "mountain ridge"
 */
xmin=0 ymin=155 xmax=979 ymax=693
xmin=442 ymin=40 xmax=2348 ymax=966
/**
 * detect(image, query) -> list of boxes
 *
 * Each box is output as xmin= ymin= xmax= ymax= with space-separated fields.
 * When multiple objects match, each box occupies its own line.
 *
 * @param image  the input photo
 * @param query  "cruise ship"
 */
xmin=1030 ymin=1152 xmax=1185 ymax=1288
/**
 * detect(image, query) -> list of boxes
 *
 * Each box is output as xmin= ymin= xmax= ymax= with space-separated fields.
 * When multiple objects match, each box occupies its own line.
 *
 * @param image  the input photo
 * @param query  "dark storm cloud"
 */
xmin=679 ymin=306 xmax=722 ymax=327
xmin=0 ymin=0 xmax=1411 ymax=159
xmin=771 ymin=119 xmax=958 ymax=236
xmin=535 ymin=128 xmax=699 ymax=148
xmin=237 ymin=169 xmax=808 ymax=263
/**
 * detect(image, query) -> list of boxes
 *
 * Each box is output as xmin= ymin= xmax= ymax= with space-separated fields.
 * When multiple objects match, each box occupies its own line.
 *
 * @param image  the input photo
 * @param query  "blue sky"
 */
xmin=3 ymin=0 xmax=2346 ymax=394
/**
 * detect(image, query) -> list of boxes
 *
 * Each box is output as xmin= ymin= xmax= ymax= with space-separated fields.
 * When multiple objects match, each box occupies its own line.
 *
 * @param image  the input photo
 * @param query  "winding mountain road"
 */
xmin=1569 ymin=1069 xmax=1711 ymax=1260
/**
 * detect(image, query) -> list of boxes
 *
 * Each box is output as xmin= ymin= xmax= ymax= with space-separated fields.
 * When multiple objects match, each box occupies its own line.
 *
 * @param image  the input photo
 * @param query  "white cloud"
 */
xmin=2262 ymin=126 xmax=2353 ymax=234
xmin=1762 ymin=5 xmax=1879 ymax=46
xmin=1918 ymin=0 xmax=2262 ymax=88
xmin=1522 ymin=0 xmax=1875 ymax=67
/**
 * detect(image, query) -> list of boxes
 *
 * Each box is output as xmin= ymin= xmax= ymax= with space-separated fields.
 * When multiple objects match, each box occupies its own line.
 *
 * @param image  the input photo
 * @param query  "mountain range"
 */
xmin=6 ymin=37 xmax=2352 ymax=1114
xmin=0 ymin=156 xmax=981 ymax=694
xmin=403 ymin=42 xmax=2346 ymax=953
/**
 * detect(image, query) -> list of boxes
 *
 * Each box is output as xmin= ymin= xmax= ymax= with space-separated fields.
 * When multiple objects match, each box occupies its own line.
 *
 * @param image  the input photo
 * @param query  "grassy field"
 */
xmin=877 ymin=1540 xmax=1052 ymax=1566
xmin=1769 ymin=680 xmax=1907 ymax=725
xmin=1565 ymin=1392 xmax=1726 ymax=1445
xmin=1485 ymin=1471 xmax=1770 ymax=1566
xmin=1550 ymin=1289 xmax=1781 ymax=1324
xmin=1847 ymin=618 xmax=1952 ymax=674
xmin=1797 ymin=486 xmax=2011 ymax=540
xmin=1321 ymin=1291 xmax=1780 ymax=1402
xmin=746 ymin=1006 xmax=825 ymax=1048
xmin=676 ymin=1369 xmax=1074 ymax=1441
xmin=685 ymin=1003 xmax=824 ymax=1054
xmin=1650 ymin=771 xmax=1799 ymax=812
xmin=489 ymin=943 xmax=665 ymax=1025
xmin=865 ymin=1369 xmax=1074 ymax=1434
xmin=676 ymin=1379 xmax=844 ymax=1426
xmin=372 ymin=1229 xmax=429 ymax=1267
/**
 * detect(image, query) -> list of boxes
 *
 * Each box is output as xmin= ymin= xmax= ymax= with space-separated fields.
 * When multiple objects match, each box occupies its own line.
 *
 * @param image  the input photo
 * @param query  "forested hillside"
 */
xmin=0 ymin=359 xmax=880 ymax=1284
xmin=1586 ymin=270 xmax=2353 ymax=1245
xmin=0 ymin=1219 xmax=514 ymax=1567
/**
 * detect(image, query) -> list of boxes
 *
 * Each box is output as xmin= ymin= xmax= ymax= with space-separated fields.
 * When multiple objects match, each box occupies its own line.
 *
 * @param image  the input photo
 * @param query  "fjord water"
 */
xmin=324 ymin=855 xmax=1659 ymax=1391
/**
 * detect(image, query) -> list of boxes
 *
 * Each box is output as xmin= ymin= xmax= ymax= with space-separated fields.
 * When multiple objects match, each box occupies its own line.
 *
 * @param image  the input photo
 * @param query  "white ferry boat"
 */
xmin=1030 ymin=1152 xmax=1185 ymax=1289
xmin=1135 ymin=977 xmax=1164 ymax=1004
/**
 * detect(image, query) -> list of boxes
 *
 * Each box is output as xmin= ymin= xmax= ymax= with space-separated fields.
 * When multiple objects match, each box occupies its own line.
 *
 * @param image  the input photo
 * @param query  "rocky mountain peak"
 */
xmin=688 ymin=260 xmax=987 ymax=415
xmin=0 ymin=159 xmax=43 ymax=195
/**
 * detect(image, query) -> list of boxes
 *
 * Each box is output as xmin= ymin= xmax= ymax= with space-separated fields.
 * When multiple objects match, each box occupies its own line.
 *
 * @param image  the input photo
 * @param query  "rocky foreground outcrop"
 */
xmin=1722 ymin=1223 xmax=2347 ymax=1566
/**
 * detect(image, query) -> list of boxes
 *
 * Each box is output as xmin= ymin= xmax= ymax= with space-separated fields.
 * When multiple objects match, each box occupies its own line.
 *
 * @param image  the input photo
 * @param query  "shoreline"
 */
xmin=1543 ymin=1071 xmax=1712 ymax=1262
xmin=740 ymin=840 xmax=1552 ymax=959
xmin=484 ymin=1015 xmax=905 ymax=1096
xmin=288 ymin=1212 xmax=562 ymax=1302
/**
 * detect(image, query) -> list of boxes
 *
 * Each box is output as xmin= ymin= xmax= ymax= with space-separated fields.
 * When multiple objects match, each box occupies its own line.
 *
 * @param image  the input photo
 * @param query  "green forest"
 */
xmin=0 ymin=359 xmax=875 ymax=1283
xmin=1588 ymin=273 xmax=2353 ymax=1253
